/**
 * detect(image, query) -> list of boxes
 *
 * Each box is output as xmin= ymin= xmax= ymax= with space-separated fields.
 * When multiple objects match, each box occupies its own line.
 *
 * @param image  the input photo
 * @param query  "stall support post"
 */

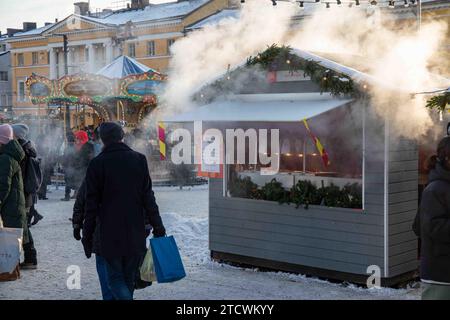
xmin=303 ymin=139 xmax=306 ymax=173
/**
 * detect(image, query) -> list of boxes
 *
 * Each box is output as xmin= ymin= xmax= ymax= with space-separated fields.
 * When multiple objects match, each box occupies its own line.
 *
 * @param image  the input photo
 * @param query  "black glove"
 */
xmin=153 ymin=226 xmax=166 ymax=238
xmin=73 ymin=228 xmax=81 ymax=241
xmin=81 ymin=238 xmax=92 ymax=259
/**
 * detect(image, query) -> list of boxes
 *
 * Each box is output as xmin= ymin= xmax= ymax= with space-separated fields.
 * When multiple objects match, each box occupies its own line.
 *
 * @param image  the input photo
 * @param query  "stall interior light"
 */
xmin=285 ymin=153 xmax=292 ymax=156
xmin=298 ymin=154 xmax=304 ymax=158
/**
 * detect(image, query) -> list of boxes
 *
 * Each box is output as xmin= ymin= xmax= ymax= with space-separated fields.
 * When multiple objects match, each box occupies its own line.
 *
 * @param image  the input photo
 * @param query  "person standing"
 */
xmin=417 ymin=136 xmax=450 ymax=300
xmin=72 ymin=130 xmax=94 ymax=198
xmin=12 ymin=124 xmax=43 ymax=227
xmin=82 ymin=122 xmax=166 ymax=300
xmin=11 ymin=124 xmax=41 ymax=269
xmin=0 ymin=125 xmax=27 ymax=268
xmin=61 ymin=132 xmax=77 ymax=201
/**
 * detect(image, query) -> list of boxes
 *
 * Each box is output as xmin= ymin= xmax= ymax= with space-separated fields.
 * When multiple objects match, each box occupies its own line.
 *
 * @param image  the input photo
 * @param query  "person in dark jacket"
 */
xmin=12 ymin=124 xmax=43 ymax=227
xmin=72 ymin=130 xmax=95 ymax=197
xmin=12 ymin=124 xmax=42 ymax=269
xmin=417 ymin=136 xmax=450 ymax=299
xmin=0 ymin=125 xmax=28 ymax=251
xmin=61 ymin=132 xmax=77 ymax=201
xmin=82 ymin=122 xmax=165 ymax=300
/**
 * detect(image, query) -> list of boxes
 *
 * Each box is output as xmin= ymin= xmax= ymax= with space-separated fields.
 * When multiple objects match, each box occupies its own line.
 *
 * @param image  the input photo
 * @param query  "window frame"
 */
xmin=147 ymin=40 xmax=156 ymax=57
xmin=17 ymin=80 xmax=26 ymax=102
xmin=128 ymin=43 xmax=136 ymax=58
xmin=32 ymin=52 xmax=39 ymax=65
xmin=17 ymin=53 xmax=24 ymax=67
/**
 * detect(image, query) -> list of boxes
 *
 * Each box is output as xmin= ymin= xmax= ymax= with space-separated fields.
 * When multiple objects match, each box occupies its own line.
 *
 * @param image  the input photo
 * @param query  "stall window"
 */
xmin=225 ymin=106 xmax=363 ymax=209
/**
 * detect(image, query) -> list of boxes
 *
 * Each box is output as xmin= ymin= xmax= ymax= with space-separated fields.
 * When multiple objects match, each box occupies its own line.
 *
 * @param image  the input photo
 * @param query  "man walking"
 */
xmin=82 ymin=122 xmax=166 ymax=300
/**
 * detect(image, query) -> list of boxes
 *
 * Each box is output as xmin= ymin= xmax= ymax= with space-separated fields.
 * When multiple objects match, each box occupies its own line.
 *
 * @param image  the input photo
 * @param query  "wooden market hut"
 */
xmin=165 ymin=47 xmax=450 ymax=286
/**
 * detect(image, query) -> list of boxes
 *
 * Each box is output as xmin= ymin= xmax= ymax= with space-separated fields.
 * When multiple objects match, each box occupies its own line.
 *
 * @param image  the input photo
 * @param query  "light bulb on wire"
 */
xmin=403 ymin=0 xmax=409 ymax=7
xmin=370 ymin=0 xmax=377 ymax=5
xmin=337 ymin=0 xmax=342 ymax=6
xmin=299 ymin=1 xmax=305 ymax=9
xmin=271 ymin=0 xmax=277 ymax=5
xmin=326 ymin=2 xmax=330 ymax=8
xmin=355 ymin=0 xmax=360 ymax=6
xmin=388 ymin=0 xmax=395 ymax=8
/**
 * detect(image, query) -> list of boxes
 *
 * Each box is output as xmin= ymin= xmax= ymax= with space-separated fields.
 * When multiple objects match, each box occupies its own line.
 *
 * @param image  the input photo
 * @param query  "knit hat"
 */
xmin=11 ymin=123 xmax=29 ymax=140
xmin=99 ymin=122 xmax=124 ymax=146
xmin=0 ymin=124 xmax=13 ymax=145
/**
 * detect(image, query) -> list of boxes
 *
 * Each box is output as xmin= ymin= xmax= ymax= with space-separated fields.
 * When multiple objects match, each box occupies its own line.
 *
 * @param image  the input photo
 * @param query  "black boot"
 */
xmin=21 ymin=243 xmax=37 ymax=270
xmin=31 ymin=207 xmax=44 ymax=226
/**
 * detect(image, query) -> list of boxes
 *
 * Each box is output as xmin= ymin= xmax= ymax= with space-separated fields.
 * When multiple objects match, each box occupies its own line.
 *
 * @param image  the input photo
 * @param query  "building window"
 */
xmin=18 ymin=81 xmax=26 ymax=102
xmin=1 ymin=95 xmax=7 ymax=107
xmin=167 ymin=39 xmax=175 ymax=54
xmin=47 ymin=51 xmax=50 ymax=65
xmin=147 ymin=41 xmax=156 ymax=56
xmin=0 ymin=71 xmax=7 ymax=81
xmin=0 ymin=44 xmax=6 ymax=52
xmin=85 ymin=48 xmax=89 ymax=62
xmin=17 ymin=53 xmax=24 ymax=67
xmin=32 ymin=52 xmax=39 ymax=65
xmin=128 ymin=43 xmax=136 ymax=58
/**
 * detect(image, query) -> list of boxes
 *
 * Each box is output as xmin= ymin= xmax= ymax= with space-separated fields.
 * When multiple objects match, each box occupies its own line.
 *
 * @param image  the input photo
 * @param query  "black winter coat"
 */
xmin=82 ymin=142 xmax=165 ymax=259
xmin=17 ymin=138 xmax=38 ymax=208
xmin=72 ymin=179 xmax=101 ymax=255
xmin=418 ymin=163 xmax=450 ymax=283
xmin=73 ymin=142 xmax=95 ymax=189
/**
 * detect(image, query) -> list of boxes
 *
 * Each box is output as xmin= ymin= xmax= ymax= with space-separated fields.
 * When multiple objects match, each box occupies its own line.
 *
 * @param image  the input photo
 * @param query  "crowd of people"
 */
xmin=0 ymin=122 xmax=166 ymax=300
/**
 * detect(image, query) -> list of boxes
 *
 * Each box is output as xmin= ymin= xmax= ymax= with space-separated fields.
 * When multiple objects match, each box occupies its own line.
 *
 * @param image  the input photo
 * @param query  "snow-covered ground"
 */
xmin=0 ymin=185 xmax=421 ymax=300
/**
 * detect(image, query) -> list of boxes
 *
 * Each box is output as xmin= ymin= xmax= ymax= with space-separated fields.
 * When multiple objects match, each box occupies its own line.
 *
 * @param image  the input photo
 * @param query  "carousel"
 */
xmin=25 ymin=55 xmax=166 ymax=131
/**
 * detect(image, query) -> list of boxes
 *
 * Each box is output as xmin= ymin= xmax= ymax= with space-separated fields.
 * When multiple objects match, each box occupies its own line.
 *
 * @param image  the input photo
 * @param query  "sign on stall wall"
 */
xmin=197 ymin=132 xmax=223 ymax=179
xmin=267 ymin=70 xmax=311 ymax=83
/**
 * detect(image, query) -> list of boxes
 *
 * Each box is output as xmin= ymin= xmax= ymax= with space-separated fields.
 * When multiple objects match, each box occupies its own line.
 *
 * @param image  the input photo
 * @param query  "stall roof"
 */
xmin=165 ymin=93 xmax=353 ymax=122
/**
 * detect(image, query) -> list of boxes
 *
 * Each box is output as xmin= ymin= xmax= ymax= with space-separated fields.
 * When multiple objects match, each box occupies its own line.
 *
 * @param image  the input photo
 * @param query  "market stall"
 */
xmin=165 ymin=45 xmax=450 ymax=286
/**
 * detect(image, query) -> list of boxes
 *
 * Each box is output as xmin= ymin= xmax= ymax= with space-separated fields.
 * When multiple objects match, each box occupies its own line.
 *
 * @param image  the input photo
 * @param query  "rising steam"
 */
xmin=158 ymin=0 xmax=449 ymax=140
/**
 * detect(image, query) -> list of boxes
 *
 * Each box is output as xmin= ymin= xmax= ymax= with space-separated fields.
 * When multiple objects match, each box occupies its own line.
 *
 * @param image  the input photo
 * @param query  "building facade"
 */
xmin=0 ymin=50 xmax=12 ymax=119
xmin=5 ymin=0 xmax=236 ymax=116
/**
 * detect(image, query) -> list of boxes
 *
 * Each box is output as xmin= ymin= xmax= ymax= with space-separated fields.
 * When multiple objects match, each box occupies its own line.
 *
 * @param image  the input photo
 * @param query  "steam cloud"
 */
xmin=158 ymin=0 xmax=449 ymax=140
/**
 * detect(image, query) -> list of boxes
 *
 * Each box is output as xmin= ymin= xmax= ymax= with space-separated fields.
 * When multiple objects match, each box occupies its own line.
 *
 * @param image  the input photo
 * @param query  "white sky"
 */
xmin=0 ymin=0 xmax=176 ymax=34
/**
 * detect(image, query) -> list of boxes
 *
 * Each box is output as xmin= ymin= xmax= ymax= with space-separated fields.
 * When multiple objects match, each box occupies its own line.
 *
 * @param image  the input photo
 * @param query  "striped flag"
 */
xmin=302 ymin=119 xmax=330 ymax=167
xmin=158 ymin=122 xmax=166 ymax=160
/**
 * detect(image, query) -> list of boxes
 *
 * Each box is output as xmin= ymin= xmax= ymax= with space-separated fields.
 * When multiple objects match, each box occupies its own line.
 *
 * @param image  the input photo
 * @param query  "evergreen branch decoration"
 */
xmin=246 ymin=44 xmax=359 ymax=97
xmin=426 ymin=92 xmax=450 ymax=112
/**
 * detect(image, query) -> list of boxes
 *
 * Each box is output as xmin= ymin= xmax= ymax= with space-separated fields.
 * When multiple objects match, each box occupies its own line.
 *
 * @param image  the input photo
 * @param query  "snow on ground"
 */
xmin=0 ymin=185 xmax=421 ymax=300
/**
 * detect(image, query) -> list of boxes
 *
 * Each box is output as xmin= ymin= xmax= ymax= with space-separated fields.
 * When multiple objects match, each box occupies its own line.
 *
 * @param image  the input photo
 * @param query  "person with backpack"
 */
xmin=12 ymin=124 xmax=43 ymax=227
xmin=415 ymin=136 xmax=450 ymax=299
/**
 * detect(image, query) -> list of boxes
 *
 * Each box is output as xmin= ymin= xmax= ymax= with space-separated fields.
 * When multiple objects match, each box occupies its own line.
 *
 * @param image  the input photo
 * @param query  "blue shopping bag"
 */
xmin=150 ymin=236 xmax=186 ymax=283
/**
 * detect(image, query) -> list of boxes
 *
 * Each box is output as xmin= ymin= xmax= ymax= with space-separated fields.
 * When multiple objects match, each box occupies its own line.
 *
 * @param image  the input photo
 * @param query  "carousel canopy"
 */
xmin=96 ymin=55 xmax=156 ymax=79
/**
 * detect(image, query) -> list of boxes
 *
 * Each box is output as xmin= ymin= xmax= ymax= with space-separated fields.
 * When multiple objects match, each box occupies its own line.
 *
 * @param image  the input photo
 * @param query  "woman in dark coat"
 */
xmin=418 ymin=136 xmax=450 ymax=299
xmin=0 ymin=125 xmax=27 ymax=243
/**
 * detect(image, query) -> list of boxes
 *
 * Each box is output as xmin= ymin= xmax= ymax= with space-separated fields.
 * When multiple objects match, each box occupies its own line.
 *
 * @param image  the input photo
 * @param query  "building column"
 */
xmin=68 ymin=48 xmax=75 ymax=75
xmin=49 ymin=48 xmax=57 ymax=80
xmin=87 ymin=44 xmax=96 ymax=73
xmin=105 ymin=41 xmax=114 ymax=64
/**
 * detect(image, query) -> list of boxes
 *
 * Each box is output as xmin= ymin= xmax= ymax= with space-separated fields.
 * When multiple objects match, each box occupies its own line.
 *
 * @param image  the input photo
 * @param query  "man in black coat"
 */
xmin=82 ymin=122 xmax=165 ymax=300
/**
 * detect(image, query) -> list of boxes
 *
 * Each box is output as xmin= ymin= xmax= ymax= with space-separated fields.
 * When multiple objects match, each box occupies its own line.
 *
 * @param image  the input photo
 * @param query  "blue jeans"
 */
xmin=104 ymin=255 xmax=142 ymax=300
xmin=95 ymin=255 xmax=114 ymax=301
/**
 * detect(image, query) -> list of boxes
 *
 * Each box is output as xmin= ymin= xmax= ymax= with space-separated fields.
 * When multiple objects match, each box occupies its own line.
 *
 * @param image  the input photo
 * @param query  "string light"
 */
xmin=388 ymin=0 xmax=395 ymax=8
xmin=299 ymin=1 xmax=304 ymax=9
xmin=337 ymin=0 xmax=342 ymax=6
xmin=355 ymin=0 xmax=360 ymax=6
xmin=370 ymin=0 xmax=377 ymax=5
xmin=272 ymin=0 xmax=277 ymax=5
xmin=403 ymin=0 xmax=409 ymax=7
xmin=326 ymin=2 xmax=330 ymax=8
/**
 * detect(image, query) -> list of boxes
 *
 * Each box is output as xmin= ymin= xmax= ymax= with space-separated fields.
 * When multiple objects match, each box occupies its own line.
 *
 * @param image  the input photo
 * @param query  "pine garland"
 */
xmin=246 ymin=44 xmax=359 ymax=97
xmin=426 ymin=92 xmax=450 ymax=112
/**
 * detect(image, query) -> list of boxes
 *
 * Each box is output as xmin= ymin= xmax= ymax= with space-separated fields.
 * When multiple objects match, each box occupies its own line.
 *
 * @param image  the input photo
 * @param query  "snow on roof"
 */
xmin=166 ymin=93 xmax=353 ymax=122
xmin=13 ymin=23 xmax=55 ymax=37
xmin=186 ymin=9 xmax=240 ymax=30
xmin=85 ymin=0 xmax=210 ymax=26
xmin=96 ymin=55 xmax=155 ymax=79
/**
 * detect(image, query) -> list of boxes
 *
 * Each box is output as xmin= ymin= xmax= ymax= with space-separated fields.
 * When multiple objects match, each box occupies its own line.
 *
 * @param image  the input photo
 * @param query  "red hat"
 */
xmin=75 ymin=130 xmax=89 ymax=150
